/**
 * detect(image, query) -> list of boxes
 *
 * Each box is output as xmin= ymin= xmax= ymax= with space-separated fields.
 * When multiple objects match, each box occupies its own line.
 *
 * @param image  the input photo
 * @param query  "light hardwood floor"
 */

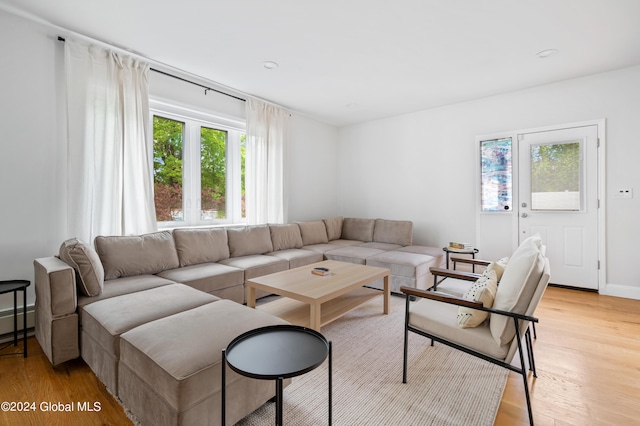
xmin=1 ymin=286 xmax=638 ymax=425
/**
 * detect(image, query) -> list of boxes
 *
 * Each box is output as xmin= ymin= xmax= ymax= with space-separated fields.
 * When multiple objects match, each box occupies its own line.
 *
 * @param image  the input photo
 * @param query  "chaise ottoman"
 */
xmin=118 ymin=300 xmax=290 ymax=426
xmin=366 ymin=246 xmax=445 ymax=293
xmin=79 ymin=283 xmax=219 ymax=394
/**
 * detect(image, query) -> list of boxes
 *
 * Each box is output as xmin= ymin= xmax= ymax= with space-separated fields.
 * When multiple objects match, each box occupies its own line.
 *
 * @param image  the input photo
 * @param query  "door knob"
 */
xmin=521 ymin=213 xmax=528 ymax=218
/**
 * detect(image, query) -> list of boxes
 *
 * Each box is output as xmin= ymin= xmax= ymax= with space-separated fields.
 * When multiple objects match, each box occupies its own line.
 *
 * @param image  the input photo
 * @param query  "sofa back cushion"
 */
xmin=323 ymin=217 xmax=343 ymax=241
xmin=59 ymin=238 xmax=104 ymax=296
xmin=490 ymin=235 xmax=545 ymax=346
xmin=95 ymin=231 xmax=180 ymax=280
xmin=173 ymin=228 xmax=230 ymax=267
xmin=270 ymin=224 xmax=304 ymax=251
xmin=341 ymin=218 xmax=375 ymax=242
xmin=373 ymin=219 xmax=413 ymax=246
xmin=297 ymin=221 xmax=329 ymax=245
xmin=227 ymin=226 xmax=273 ymax=257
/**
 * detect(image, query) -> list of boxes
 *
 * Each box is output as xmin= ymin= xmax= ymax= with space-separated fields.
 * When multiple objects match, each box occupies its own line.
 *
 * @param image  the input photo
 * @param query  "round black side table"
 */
xmin=222 ymin=324 xmax=332 ymax=425
xmin=0 ymin=280 xmax=30 ymax=358
xmin=442 ymin=247 xmax=480 ymax=272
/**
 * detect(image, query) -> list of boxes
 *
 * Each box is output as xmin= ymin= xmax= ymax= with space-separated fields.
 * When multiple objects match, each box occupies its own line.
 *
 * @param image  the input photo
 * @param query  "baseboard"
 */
xmin=0 ymin=305 xmax=35 ymax=339
xmin=600 ymin=283 xmax=640 ymax=301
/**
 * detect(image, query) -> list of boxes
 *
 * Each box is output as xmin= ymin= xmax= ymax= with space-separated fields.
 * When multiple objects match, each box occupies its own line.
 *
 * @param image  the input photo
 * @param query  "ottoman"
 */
xmin=79 ymin=283 xmax=219 ymax=394
xmin=118 ymin=300 xmax=290 ymax=426
xmin=366 ymin=247 xmax=444 ymax=293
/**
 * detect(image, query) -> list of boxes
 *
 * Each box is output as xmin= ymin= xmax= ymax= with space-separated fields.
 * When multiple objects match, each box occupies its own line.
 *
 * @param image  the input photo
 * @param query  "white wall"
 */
xmin=0 ymin=11 xmax=67 ymax=318
xmin=337 ymin=65 xmax=640 ymax=298
xmin=0 ymin=9 xmax=339 ymax=316
xmin=286 ymin=113 xmax=339 ymax=222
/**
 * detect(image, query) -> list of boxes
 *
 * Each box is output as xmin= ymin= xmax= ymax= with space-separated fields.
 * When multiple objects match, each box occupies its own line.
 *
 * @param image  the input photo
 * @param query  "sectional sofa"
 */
xmin=33 ymin=217 xmax=443 ymax=425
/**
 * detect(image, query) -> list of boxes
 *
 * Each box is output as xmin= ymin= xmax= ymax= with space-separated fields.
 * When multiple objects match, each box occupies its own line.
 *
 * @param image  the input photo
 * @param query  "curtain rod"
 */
xmin=57 ymin=36 xmax=246 ymax=103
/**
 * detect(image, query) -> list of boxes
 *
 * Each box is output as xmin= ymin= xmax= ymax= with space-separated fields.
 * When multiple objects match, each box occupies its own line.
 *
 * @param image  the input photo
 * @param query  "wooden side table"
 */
xmin=0 ymin=280 xmax=30 ymax=358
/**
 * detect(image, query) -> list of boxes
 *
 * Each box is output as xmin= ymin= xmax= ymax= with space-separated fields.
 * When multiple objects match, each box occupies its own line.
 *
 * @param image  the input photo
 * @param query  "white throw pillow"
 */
xmin=484 ymin=256 xmax=509 ymax=281
xmin=457 ymin=270 xmax=498 ymax=328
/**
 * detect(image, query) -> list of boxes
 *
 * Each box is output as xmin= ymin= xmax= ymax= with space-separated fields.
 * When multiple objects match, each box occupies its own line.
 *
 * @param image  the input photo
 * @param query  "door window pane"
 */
xmin=480 ymin=138 xmax=512 ymax=212
xmin=530 ymin=141 xmax=582 ymax=210
xmin=200 ymin=127 xmax=227 ymax=220
xmin=153 ymin=116 xmax=184 ymax=222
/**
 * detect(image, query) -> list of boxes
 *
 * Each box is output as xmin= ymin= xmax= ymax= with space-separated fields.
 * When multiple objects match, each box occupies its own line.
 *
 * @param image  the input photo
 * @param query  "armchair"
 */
xmin=401 ymin=236 xmax=550 ymax=425
xmin=431 ymin=255 xmax=538 ymax=340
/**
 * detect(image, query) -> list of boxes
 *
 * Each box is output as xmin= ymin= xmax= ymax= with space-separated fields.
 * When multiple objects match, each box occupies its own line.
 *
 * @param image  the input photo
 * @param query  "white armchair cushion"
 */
xmin=490 ymin=235 xmax=545 ymax=345
xmin=457 ymin=270 xmax=497 ymax=328
xmin=409 ymin=298 xmax=510 ymax=360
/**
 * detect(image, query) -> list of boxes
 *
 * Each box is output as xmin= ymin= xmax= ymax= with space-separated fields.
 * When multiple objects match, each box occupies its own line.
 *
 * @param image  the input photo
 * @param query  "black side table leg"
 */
xmin=276 ymin=377 xmax=284 ymax=426
xmin=221 ymin=349 xmax=226 ymax=426
xmin=13 ymin=290 xmax=18 ymax=347
xmin=328 ymin=341 xmax=332 ymax=426
xmin=23 ymin=288 xmax=27 ymax=357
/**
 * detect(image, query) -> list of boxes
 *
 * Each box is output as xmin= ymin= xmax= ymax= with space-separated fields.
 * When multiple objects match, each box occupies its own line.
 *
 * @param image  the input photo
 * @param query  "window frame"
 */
xmin=150 ymin=99 xmax=246 ymax=228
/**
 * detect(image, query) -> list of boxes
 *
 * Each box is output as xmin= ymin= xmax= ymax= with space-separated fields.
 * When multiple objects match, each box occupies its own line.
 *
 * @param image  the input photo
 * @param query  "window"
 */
xmin=151 ymin=104 xmax=246 ymax=227
xmin=480 ymin=138 xmax=512 ymax=212
xmin=529 ymin=141 xmax=582 ymax=211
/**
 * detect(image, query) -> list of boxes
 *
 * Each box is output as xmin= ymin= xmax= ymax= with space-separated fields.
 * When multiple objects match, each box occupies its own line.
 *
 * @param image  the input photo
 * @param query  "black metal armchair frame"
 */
xmin=401 ymin=286 xmax=539 ymax=426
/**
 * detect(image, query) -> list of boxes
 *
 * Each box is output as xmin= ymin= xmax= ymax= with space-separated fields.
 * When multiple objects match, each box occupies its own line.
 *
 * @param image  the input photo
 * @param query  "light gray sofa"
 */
xmin=33 ymin=217 xmax=443 ymax=425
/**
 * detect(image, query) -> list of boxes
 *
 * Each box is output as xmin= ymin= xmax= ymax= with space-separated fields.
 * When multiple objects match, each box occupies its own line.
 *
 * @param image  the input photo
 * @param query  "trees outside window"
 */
xmin=152 ymin=110 xmax=245 ymax=226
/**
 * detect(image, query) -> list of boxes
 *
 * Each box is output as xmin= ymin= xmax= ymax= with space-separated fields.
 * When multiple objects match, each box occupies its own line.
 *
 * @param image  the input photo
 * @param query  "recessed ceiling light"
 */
xmin=262 ymin=61 xmax=279 ymax=69
xmin=536 ymin=49 xmax=558 ymax=59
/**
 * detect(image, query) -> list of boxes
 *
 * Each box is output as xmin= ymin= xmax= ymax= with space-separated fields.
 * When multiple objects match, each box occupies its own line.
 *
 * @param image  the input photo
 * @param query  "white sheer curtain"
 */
xmin=245 ymin=98 xmax=287 ymax=225
xmin=65 ymin=39 xmax=157 ymax=243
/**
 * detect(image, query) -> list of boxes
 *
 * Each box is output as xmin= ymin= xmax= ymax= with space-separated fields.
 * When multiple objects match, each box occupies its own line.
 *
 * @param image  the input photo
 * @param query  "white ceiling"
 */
xmin=2 ymin=0 xmax=640 ymax=127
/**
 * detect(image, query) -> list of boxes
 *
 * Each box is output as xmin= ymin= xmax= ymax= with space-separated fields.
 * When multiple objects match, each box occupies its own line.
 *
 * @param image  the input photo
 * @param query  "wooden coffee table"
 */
xmin=246 ymin=260 xmax=390 ymax=332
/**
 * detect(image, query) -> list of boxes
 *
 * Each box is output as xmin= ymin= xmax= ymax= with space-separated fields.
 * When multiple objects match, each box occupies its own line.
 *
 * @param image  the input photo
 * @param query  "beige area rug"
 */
xmin=237 ymin=295 xmax=508 ymax=425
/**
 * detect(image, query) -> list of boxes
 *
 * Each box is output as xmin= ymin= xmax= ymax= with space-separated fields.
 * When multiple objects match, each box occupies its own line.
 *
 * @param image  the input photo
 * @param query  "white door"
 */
xmin=518 ymin=125 xmax=599 ymax=289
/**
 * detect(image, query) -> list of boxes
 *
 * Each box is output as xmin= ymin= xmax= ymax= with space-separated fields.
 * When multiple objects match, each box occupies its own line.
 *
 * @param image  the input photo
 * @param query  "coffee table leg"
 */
xmin=246 ymin=286 xmax=256 ymax=308
xmin=310 ymin=303 xmax=321 ymax=332
xmin=276 ymin=377 xmax=284 ymax=426
xmin=383 ymin=275 xmax=390 ymax=315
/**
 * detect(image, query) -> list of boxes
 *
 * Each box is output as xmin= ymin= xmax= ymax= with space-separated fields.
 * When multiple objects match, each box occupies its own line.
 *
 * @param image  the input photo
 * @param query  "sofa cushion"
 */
xmin=323 ymin=217 xmax=343 ymax=241
xmin=324 ymin=246 xmax=385 ymax=265
xmin=227 ymin=226 xmax=273 ymax=257
xmin=173 ymin=228 xmax=229 ymax=266
xmin=267 ymin=249 xmax=324 ymax=269
xmin=95 ymin=231 xmax=180 ymax=280
xmin=490 ymin=235 xmax=545 ymax=346
xmin=59 ymin=238 xmax=104 ymax=297
xmin=269 ymin=224 xmax=303 ymax=251
xmin=80 ymin=284 xmax=218 ymax=359
xmin=219 ymin=255 xmax=288 ymax=279
xmin=359 ymin=242 xmax=403 ymax=251
xmin=341 ymin=218 xmax=375 ymax=242
xmin=79 ymin=284 xmax=218 ymax=393
xmin=77 ymin=275 xmax=175 ymax=309
xmin=157 ymin=263 xmax=244 ymax=296
xmin=457 ymin=270 xmax=498 ymax=328
xmin=373 ymin=219 xmax=413 ymax=246
xmin=297 ymin=220 xmax=329 ymax=245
